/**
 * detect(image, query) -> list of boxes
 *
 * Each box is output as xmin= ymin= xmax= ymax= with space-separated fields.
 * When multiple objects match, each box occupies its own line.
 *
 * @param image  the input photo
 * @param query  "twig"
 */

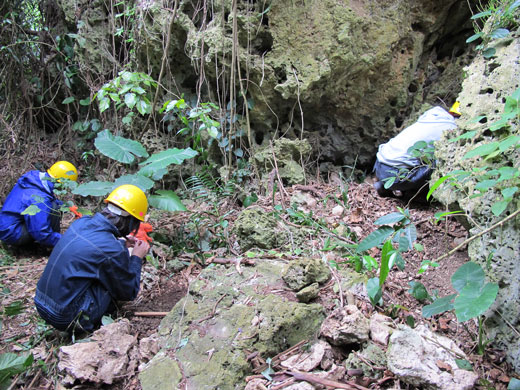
xmin=196 ymin=294 xmax=227 ymax=324
xmin=287 ymin=371 xmax=369 ymax=390
xmin=422 ymin=335 xmax=466 ymax=359
xmin=134 ymin=312 xmax=169 ymax=317
xmin=495 ymin=310 xmax=520 ymax=337
xmin=434 ymin=208 xmax=520 ymax=263
xmin=25 ymin=347 xmax=54 ymax=389
xmin=253 ymin=340 xmax=308 ymax=373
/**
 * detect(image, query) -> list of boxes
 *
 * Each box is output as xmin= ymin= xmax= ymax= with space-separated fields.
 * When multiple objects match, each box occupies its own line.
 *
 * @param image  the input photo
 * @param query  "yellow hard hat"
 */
xmin=47 ymin=161 xmax=78 ymax=182
xmin=449 ymin=101 xmax=461 ymax=116
xmin=104 ymin=184 xmax=148 ymax=221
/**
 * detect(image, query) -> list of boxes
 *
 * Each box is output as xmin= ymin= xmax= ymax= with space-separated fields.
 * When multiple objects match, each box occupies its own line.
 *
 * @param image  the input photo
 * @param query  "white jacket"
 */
xmin=376 ymin=106 xmax=457 ymax=168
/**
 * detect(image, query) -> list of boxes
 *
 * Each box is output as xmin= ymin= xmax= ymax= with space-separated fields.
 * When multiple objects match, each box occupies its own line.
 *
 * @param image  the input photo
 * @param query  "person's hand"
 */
xmin=125 ymin=235 xmax=137 ymax=248
xmin=132 ymin=239 xmax=150 ymax=259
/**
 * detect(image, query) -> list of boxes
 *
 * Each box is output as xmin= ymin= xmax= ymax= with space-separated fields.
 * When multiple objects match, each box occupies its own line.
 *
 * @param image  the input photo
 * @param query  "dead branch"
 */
xmin=287 ymin=371 xmax=370 ymax=390
xmin=253 ymin=340 xmax=308 ymax=374
xmin=134 ymin=312 xmax=169 ymax=317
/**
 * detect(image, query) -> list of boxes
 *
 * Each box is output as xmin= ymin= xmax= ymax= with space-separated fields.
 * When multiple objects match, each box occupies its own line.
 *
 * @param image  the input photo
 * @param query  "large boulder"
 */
xmin=139 ymin=259 xmax=325 ymax=389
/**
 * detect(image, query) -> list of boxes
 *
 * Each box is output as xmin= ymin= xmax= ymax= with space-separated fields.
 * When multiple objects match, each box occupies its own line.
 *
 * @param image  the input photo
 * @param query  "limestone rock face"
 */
xmin=58 ymin=0 xmax=472 ymax=168
xmin=433 ymin=34 xmax=520 ymax=369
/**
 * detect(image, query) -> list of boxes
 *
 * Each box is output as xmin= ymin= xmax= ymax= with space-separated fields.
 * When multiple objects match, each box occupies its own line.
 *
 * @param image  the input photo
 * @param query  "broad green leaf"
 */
xmin=138 ymin=166 xmax=168 ymax=180
xmin=0 ymin=352 xmax=34 ymax=383
xmin=114 ymin=174 xmax=154 ymax=191
xmin=367 ymin=277 xmax=382 ymax=306
xmin=94 ymin=130 xmax=149 ymax=164
xmin=449 ymin=130 xmax=477 ymax=142
xmin=475 ymin=179 xmax=497 ymax=192
xmin=489 ymin=28 xmax=510 ymax=39
xmin=62 ymin=97 xmax=75 ymax=104
xmin=490 ymin=117 xmax=511 ymax=131
xmin=466 ymin=32 xmax=483 ymax=43
xmin=374 ymin=212 xmax=405 ymax=225
xmin=455 ymin=359 xmax=473 ymax=371
xmin=124 ymin=93 xmax=137 ymax=109
xmin=79 ymin=98 xmax=91 ymax=106
xmin=72 ymin=181 xmax=114 ymax=196
xmin=454 ymin=282 xmax=498 ymax=322
xmin=422 ymin=294 xmax=456 ymax=318
xmin=463 ymin=142 xmax=499 ymax=159
xmin=139 ymin=148 xmax=198 ymax=171
xmin=98 ymin=97 xmax=110 ymax=113
xmin=498 ymin=166 xmax=519 ymax=182
xmin=21 ymin=204 xmax=41 ymax=216
xmin=502 ymin=187 xmax=518 ymax=199
xmin=136 ymin=98 xmax=152 ymax=115
xmin=3 ymin=301 xmax=24 ymax=316
xmin=363 ymin=255 xmax=378 ymax=271
xmin=451 ymin=262 xmax=485 ymax=293
xmin=408 ymin=281 xmax=429 ymax=301
xmin=356 ymin=225 xmax=394 ymax=253
xmin=379 ymin=240 xmax=392 ymax=287
xmin=499 ymin=135 xmax=520 ymax=152
xmin=482 ymin=47 xmax=496 ymax=58
xmin=148 ymin=190 xmax=186 ymax=211
xmin=491 ymin=200 xmax=509 ymax=216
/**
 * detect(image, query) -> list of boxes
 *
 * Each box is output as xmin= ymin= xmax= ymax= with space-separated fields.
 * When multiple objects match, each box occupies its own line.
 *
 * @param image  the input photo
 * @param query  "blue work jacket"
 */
xmin=34 ymin=213 xmax=142 ymax=331
xmin=0 ymin=170 xmax=62 ymax=246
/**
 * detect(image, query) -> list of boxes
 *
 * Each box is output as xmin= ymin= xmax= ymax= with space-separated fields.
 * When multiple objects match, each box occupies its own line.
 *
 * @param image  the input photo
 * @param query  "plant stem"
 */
xmin=434 ymin=207 xmax=520 ymax=263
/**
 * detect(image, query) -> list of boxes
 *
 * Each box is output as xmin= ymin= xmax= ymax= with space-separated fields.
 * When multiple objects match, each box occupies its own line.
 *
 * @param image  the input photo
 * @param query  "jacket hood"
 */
xmin=17 ymin=171 xmax=55 ymax=196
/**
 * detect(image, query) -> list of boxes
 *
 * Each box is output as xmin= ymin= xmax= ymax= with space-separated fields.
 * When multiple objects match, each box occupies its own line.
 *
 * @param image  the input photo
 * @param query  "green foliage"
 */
xmin=430 ymin=87 xmax=520 ymax=216
xmin=423 ymin=262 xmax=498 ymax=354
xmin=357 ymin=208 xmax=416 ymax=257
xmin=148 ymin=190 xmax=187 ymax=212
xmin=96 ymin=71 xmax=156 ymax=122
xmin=466 ymin=0 xmax=520 ymax=58
xmin=94 ymin=129 xmax=148 ymax=164
xmin=0 ymin=352 xmax=34 ymax=388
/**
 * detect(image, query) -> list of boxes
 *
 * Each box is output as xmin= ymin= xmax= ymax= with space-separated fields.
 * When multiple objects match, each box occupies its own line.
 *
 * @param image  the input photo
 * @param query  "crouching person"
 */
xmin=34 ymin=184 xmax=150 ymax=333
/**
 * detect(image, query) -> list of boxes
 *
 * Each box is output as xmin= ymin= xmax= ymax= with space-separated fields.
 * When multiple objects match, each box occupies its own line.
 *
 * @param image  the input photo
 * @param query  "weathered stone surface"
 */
xmin=344 ymin=341 xmax=387 ymax=379
xmin=282 ymin=258 xmax=331 ymax=290
xmin=140 ymin=259 xmax=325 ymax=390
xmin=369 ymin=312 xmax=394 ymax=345
xmin=433 ymin=34 xmax=520 ymax=369
xmin=280 ymin=340 xmax=331 ymax=372
xmin=296 ymin=282 xmax=320 ymax=303
xmin=320 ymin=305 xmax=370 ymax=346
xmin=232 ymin=206 xmax=282 ymax=250
xmin=387 ymin=325 xmax=478 ymax=390
xmin=58 ymin=319 xmax=138 ymax=386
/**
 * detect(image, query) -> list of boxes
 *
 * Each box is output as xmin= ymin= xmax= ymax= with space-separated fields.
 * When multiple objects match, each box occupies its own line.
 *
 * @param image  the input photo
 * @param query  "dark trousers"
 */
xmin=374 ymin=160 xmax=432 ymax=192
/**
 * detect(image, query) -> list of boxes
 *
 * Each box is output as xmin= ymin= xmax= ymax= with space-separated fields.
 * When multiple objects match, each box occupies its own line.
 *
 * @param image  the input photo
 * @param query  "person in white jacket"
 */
xmin=373 ymin=102 xmax=460 ymax=198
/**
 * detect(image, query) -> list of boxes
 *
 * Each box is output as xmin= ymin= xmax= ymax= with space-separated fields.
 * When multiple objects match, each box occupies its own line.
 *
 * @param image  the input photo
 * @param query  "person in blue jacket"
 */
xmin=34 ymin=184 xmax=150 ymax=333
xmin=0 ymin=161 xmax=78 ymax=247
xmin=373 ymin=102 xmax=461 ymax=198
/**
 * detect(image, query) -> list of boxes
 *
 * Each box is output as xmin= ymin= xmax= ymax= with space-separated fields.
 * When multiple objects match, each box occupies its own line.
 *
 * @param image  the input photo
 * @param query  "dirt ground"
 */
xmin=0 ymin=179 xmax=513 ymax=389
